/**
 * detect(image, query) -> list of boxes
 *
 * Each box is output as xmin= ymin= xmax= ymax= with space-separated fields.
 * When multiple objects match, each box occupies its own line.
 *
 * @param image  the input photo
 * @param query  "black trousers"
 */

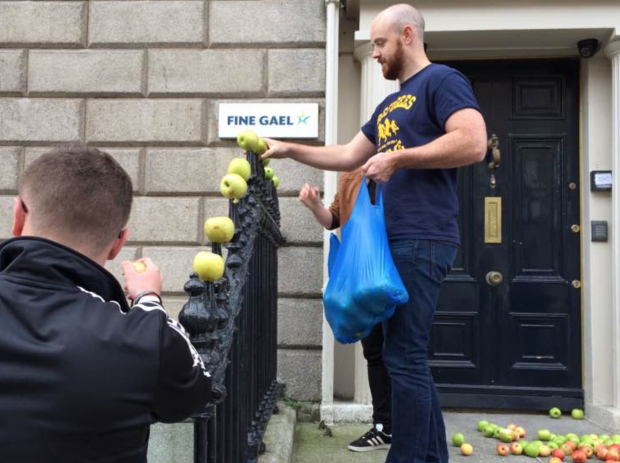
xmin=361 ymin=323 xmax=392 ymax=432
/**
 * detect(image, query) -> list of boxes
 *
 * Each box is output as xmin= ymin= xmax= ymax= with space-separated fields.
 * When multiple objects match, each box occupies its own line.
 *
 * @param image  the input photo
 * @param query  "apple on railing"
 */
xmin=205 ymin=217 xmax=235 ymax=244
xmin=193 ymin=251 xmax=225 ymax=282
xmin=235 ymin=130 xmax=281 ymax=189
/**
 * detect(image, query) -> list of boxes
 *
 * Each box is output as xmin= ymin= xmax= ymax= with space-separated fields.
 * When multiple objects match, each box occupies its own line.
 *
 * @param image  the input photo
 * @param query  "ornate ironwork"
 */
xmin=179 ymin=151 xmax=284 ymax=463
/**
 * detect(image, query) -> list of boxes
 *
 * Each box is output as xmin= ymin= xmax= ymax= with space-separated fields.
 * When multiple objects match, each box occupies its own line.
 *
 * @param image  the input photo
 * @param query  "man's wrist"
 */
xmin=133 ymin=290 xmax=162 ymax=305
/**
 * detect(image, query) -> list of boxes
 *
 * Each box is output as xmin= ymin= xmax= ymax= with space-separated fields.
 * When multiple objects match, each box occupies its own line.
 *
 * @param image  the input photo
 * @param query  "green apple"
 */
xmin=499 ymin=428 xmax=515 ymax=443
xmin=452 ymin=433 xmax=466 ymax=447
xmin=272 ymin=175 xmax=280 ymax=188
xmin=193 ymin=251 xmax=225 ymax=282
xmin=204 ymin=216 xmax=235 ymax=244
xmin=571 ymin=408 xmax=585 ymax=420
xmin=264 ymin=167 xmax=274 ymax=180
xmin=477 ymin=420 xmax=489 ymax=432
xmin=220 ymin=173 xmax=248 ymax=201
xmin=483 ymin=425 xmax=496 ymax=438
xmin=548 ymin=442 xmax=559 ymax=451
xmin=549 ymin=407 xmax=562 ymax=419
xmin=262 ymin=158 xmax=270 ymax=167
xmin=228 ymin=157 xmax=252 ymax=182
xmin=524 ymin=442 xmax=540 ymax=458
xmin=519 ymin=440 xmax=530 ymax=449
xmin=236 ymin=130 xmax=259 ymax=152
xmin=538 ymin=429 xmax=552 ymax=441
xmin=254 ymin=138 xmax=268 ymax=156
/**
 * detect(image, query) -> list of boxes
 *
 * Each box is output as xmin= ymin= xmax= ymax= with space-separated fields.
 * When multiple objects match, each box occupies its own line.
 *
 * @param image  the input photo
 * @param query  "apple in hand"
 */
xmin=264 ymin=167 xmax=274 ymax=180
xmin=255 ymin=138 xmax=268 ymax=156
xmin=236 ymin=130 xmax=259 ymax=152
xmin=220 ymin=173 xmax=248 ymax=202
xmin=571 ymin=408 xmax=585 ymax=420
xmin=133 ymin=261 xmax=147 ymax=273
xmin=272 ymin=175 xmax=280 ymax=188
xmin=549 ymin=407 xmax=562 ymax=419
xmin=193 ymin=251 xmax=225 ymax=282
xmin=204 ymin=216 xmax=235 ymax=244
xmin=228 ymin=158 xmax=252 ymax=182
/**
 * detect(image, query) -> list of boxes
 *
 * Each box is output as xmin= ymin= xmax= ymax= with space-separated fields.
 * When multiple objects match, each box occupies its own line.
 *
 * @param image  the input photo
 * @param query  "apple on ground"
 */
xmin=607 ymin=449 xmax=620 ymax=461
xmin=228 ymin=158 xmax=252 ymax=182
xmin=477 ymin=420 xmax=489 ymax=432
xmin=549 ymin=407 xmax=562 ymax=419
xmin=204 ymin=216 xmax=235 ymax=244
xmin=483 ymin=425 xmax=496 ymax=438
xmin=264 ymin=167 xmax=274 ymax=180
xmin=516 ymin=426 xmax=526 ymax=438
xmin=571 ymin=408 xmax=585 ymax=420
xmin=550 ymin=458 xmax=563 ymax=463
xmin=548 ymin=442 xmax=559 ymax=451
xmin=220 ymin=173 xmax=248 ymax=202
xmin=610 ymin=444 xmax=620 ymax=453
xmin=538 ymin=445 xmax=551 ymax=457
xmin=451 ymin=433 xmax=465 ymax=447
xmin=598 ymin=447 xmax=609 ymax=460
xmin=539 ymin=429 xmax=552 ymax=441
xmin=579 ymin=445 xmax=594 ymax=458
xmin=524 ymin=442 xmax=540 ymax=458
xmin=236 ymin=130 xmax=260 ymax=153
xmin=507 ymin=424 xmax=517 ymax=431
xmin=510 ymin=442 xmax=523 ymax=455
xmin=497 ymin=443 xmax=510 ymax=456
xmin=499 ymin=428 xmax=515 ymax=443
xmin=561 ymin=443 xmax=575 ymax=455
xmin=551 ymin=448 xmax=565 ymax=460
xmin=272 ymin=175 xmax=280 ymax=188
xmin=460 ymin=443 xmax=473 ymax=456
xmin=572 ymin=450 xmax=587 ymax=463
xmin=193 ymin=251 xmax=225 ymax=282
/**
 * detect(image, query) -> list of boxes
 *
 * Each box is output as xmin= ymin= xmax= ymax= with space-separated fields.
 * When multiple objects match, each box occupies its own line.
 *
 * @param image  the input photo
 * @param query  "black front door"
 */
xmin=431 ymin=60 xmax=582 ymax=410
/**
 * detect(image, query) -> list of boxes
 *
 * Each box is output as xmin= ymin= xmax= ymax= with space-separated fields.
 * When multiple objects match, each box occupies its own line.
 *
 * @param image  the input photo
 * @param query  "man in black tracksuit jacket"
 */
xmin=0 ymin=146 xmax=211 ymax=462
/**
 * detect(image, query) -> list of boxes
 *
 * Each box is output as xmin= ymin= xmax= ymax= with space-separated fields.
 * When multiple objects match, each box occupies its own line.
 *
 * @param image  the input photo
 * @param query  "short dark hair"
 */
xmin=20 ymin=145 xmax=133 ymax=252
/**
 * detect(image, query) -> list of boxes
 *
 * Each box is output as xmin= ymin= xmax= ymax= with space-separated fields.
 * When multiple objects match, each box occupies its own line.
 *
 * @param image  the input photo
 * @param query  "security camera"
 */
xmin=577 ymin=39 xmax=600 ymax=58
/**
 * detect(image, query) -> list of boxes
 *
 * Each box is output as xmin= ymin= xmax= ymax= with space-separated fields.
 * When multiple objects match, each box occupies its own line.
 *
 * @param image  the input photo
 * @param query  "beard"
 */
xmin=381 ymin=41 xmax=405 ymax=81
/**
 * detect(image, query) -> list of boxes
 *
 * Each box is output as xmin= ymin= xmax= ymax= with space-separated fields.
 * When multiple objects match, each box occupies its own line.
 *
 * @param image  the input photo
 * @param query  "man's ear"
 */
xmin=107 ymin=229 xmax=130 ymax=261
xmin=12 ymin=197 xmax=25 ymax=237
xmin=402 ymin=24 xmax=416 ymax=45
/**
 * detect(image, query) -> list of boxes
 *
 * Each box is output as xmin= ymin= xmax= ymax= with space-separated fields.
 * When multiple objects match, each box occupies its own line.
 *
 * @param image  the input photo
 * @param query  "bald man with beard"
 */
xmin=262 ymin=5 xmax=487 ymax=463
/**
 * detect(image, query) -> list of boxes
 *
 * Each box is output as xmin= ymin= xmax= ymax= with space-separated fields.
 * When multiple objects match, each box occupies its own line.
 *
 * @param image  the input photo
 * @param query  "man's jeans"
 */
xmin=383 ymin=240 xmax=458 ymax=463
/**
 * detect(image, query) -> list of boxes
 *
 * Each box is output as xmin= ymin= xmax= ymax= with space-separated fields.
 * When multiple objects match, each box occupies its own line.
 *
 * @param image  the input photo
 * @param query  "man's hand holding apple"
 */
xmin=121 ymin=257 xmax=163 ymax=300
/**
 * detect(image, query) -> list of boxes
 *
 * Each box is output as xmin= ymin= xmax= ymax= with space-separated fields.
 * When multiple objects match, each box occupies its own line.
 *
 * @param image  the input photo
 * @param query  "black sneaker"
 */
xmin=347 ymin=424 xmax=392 ymax=452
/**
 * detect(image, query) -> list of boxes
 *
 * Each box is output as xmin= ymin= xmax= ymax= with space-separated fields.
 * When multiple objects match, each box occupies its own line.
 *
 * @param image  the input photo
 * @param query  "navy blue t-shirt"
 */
xmin=361 ymin=63 xmax=480 ymax=244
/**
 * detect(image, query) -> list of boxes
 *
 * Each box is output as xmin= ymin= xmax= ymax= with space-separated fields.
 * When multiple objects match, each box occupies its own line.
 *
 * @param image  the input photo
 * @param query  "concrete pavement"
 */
xmin=289 ymin=410 xmax=616 ymax=463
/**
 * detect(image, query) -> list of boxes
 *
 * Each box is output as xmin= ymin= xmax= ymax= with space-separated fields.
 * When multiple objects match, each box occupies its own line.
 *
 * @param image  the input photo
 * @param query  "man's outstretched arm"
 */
xmin=262 ymin=131 xmax=376 ymax=172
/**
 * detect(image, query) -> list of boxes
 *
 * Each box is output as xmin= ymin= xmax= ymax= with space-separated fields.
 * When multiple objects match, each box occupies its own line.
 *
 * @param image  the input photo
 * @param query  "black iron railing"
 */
xmin=178 ymin=153 xmax=284 ymax=463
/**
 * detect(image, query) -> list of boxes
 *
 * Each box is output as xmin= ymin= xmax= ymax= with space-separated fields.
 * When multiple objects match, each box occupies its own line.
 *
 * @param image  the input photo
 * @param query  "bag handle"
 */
xmin=361 ymin=176 xmax=384 ymax=209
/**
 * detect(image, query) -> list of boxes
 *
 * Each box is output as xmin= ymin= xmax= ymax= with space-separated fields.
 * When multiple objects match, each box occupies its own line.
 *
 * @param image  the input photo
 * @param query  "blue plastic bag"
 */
xmin=323 ymin=178 xmax=409 ymax=344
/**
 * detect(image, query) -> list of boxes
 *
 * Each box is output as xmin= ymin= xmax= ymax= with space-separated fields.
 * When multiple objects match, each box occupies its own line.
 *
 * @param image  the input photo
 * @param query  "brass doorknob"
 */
xmin=486 ymin=271 xmax=503 ymax=287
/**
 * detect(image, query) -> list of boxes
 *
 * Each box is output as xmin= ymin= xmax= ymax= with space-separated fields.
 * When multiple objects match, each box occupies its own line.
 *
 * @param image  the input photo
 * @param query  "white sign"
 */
xmin=219 ymin=103 xmax=319 ymax=139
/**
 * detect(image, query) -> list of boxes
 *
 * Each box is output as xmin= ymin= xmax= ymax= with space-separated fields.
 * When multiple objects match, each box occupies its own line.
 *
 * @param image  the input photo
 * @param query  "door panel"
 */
xmin=431 ymin=60 xmax=582 ymax=409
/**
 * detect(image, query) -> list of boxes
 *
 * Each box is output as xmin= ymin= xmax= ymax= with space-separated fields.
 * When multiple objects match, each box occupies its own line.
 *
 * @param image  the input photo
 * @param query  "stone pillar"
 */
xmin=352 ymin=42 xmax=399 ymax=407
xmin=355 ymin=42 xmax=400 ymax=124
xmin=605 ymin=39 xmax=620 ymax=409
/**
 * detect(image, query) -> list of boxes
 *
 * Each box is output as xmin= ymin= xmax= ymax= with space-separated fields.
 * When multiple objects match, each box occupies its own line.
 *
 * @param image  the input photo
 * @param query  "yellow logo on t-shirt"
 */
xmin=376 ymin=94 xmax=416 ymax=153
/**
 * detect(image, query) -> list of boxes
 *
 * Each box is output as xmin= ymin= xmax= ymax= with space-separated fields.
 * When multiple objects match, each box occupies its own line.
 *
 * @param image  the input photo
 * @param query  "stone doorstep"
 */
xmin=259 ymin=403 xmax=298 ymax=463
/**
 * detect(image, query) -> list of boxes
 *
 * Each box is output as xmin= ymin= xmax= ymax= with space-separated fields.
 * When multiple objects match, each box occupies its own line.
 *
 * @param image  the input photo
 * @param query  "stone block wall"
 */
xmin=0 ymin=0 xmax=327 ymax=401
